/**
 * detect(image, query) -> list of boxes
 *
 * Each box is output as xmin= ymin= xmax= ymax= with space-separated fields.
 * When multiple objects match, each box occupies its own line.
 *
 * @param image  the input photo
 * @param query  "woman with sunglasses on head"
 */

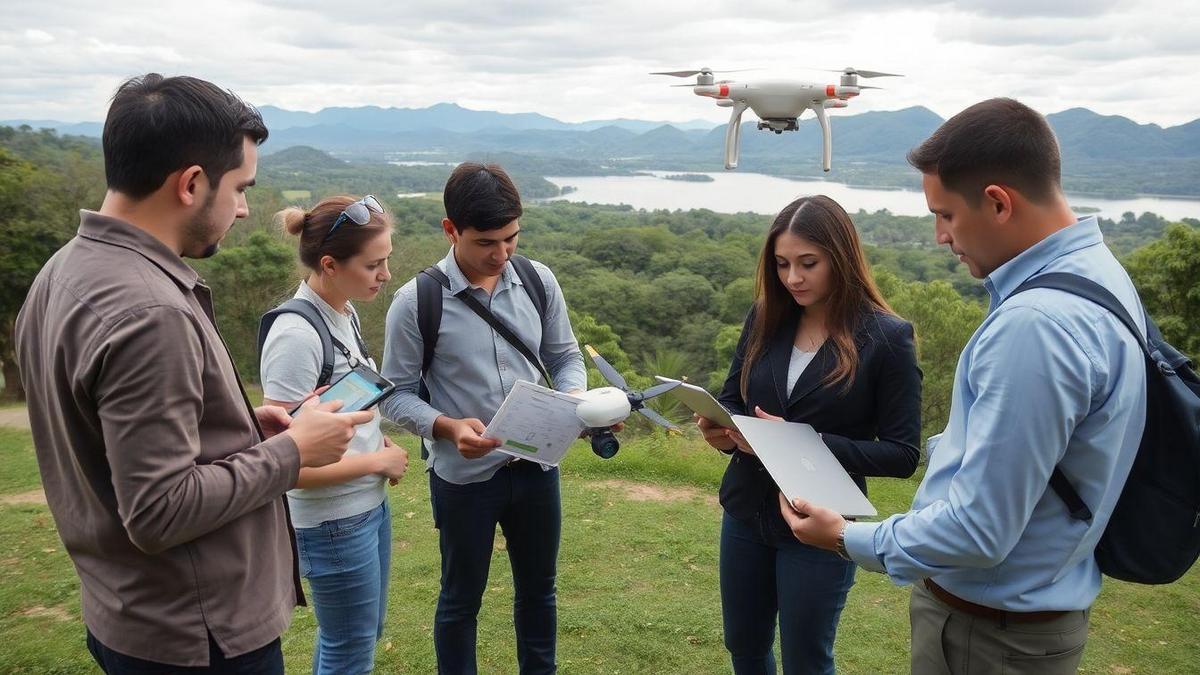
xmin=260 ymin=195 xmax=408 ymax=674
xmin=697 ymin=195 xmax=922 ymax=675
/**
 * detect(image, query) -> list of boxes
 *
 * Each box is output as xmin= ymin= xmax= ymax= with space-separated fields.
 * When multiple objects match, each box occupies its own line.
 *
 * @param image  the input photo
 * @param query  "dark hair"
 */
xmin=278 ymin=196 xmax=392 ymax=271
xmin=443 ymin=162 xmax=523 ymax=233
xmin=102 ymin=73 xmax=268 ymax=199
xmin=907 ymin=97 xmax=1061 ymax=206
xmin=741 ymin=195 xmax=894 ymax=399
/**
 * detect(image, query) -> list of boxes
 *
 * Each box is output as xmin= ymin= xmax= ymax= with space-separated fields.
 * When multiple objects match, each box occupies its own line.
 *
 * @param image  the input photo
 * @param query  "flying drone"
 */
xmin=653 ymin=66 xmax=901 ymax=171
xmin=574 ymin=345 xmax=680 ymax=458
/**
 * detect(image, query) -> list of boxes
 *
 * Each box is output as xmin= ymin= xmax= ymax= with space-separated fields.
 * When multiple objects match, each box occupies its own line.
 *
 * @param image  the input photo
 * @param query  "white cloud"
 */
xmin=0 ymin=0 xmax=1195 ymax=126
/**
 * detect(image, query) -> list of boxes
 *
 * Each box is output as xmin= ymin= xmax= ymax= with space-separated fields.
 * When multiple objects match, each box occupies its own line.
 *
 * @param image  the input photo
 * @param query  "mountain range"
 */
xmin=7 ymin=103 xmax=1200 ymax=195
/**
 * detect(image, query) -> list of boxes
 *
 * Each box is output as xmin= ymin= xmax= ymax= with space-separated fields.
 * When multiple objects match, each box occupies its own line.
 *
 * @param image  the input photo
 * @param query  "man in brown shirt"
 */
xmin=14 ymin=74 xmax=373 ymax=672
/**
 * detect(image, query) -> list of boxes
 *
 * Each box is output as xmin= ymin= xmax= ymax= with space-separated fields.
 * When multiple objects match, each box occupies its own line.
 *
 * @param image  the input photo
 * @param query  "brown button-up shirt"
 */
xmin=14 ymin=211 xmax=304 ymax=667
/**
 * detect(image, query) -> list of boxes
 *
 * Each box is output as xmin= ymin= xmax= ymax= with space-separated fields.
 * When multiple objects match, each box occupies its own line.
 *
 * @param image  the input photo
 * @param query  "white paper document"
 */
xmin=484 ymin=379 xmax=585 ymax=466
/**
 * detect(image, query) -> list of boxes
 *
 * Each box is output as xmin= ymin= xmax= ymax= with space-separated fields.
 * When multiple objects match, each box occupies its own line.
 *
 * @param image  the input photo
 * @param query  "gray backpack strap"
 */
xmin=258 ymin=298 xmax=337 ymax=387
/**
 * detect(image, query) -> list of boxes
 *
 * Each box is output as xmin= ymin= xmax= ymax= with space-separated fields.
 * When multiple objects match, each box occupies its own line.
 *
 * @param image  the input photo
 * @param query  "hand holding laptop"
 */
xmin=778 ymin=492 xmax=848 ymax=552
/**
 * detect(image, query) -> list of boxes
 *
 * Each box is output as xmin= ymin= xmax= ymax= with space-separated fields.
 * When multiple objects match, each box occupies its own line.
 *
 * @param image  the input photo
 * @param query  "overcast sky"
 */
xmin=1 ymin=0 xmax=1197 ymax=127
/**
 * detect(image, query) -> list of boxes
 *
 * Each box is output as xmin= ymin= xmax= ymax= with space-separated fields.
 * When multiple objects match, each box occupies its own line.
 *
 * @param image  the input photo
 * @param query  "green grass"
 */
xmin=0 ymin=427 xmax=1196 ymax=673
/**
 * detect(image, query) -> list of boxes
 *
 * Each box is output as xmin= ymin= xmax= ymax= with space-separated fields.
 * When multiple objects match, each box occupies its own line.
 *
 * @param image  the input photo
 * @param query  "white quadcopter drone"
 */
xmin=654 ymin=66 xmax=901 ymax=171
xmin=575 ymin=345 xmax=681 ymax=458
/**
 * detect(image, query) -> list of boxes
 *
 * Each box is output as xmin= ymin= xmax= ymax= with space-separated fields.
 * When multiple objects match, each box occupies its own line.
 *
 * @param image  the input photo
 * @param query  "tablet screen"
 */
xmin=319 ymin=370 xmax=385 ymax=412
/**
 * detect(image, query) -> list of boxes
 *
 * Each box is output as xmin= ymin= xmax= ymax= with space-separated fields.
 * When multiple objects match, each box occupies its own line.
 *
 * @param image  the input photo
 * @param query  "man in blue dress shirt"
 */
xmin=777 ymin=98 xmax=1147 ymax=673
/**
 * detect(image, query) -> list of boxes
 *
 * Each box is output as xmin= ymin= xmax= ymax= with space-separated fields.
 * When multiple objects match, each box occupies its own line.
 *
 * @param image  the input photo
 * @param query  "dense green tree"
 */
xmin=1126 ymin=223 xmax=1200 ymax=360
xmin=876 ymin=270 xmax=986 ymax=443
xmin=0 ymin=147 xmax=95 ymax=398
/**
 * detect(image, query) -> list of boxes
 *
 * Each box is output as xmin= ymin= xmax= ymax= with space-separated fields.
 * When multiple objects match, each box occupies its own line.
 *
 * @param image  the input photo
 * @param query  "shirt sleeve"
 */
xmin=92 ymin=305 xmax=300 ymax=555
xmin=534 ymin=262 xmax=587 ymax=394
xmin=259 ymin=319 xmax=323 ymax=403
xmin=378 ymin=281 xmax=444 ymax=437
xmin=843 ymin=305 xmax=1097 ymax=582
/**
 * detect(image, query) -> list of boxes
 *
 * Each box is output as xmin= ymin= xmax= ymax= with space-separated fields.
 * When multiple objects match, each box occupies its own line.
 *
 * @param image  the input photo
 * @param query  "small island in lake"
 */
xmin=662 ymin=173 xmax=715 ymax=182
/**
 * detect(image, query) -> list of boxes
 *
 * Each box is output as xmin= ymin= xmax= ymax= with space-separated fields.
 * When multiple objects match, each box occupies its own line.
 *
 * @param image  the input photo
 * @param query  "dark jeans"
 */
xmin=86 ymin=630 xmax=283 ymax=674
xmin=719 ymin=512 xmax=856 ymax=675
xmin=429 ymin=461 xmax=561 ymax=675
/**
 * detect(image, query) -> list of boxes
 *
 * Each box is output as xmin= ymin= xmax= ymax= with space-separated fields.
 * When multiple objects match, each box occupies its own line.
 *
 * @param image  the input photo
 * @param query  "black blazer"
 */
xmin=717 ymin=305 xmax=922 ymax=534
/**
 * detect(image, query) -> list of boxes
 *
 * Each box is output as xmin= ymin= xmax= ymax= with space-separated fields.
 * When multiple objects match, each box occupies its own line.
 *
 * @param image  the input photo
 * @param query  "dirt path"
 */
xmin=585 ymin=479 xmax=719 ymax=508
xmin=0 ymin=407 xmax=30 ymax=430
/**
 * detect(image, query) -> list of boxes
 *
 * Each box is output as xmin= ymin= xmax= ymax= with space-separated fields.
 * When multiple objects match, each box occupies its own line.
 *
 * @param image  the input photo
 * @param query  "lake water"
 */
xmin=544 ymin=171 xmax=1200 ymax=222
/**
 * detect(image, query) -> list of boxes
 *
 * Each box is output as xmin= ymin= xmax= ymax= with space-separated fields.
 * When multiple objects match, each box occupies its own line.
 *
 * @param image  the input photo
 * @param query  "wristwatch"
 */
xmin=835 ymin=521 xmax=852 ymax=561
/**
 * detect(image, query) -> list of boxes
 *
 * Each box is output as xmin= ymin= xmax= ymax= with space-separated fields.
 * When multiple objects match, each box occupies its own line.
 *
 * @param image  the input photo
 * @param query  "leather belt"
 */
xmin=923 ymin=579 xmax=1071 ymax=624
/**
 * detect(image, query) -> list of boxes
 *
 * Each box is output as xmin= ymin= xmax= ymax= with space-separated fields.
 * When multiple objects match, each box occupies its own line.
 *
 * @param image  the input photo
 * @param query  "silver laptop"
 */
xmin=731 ymin=415 xmax=877 ymax=518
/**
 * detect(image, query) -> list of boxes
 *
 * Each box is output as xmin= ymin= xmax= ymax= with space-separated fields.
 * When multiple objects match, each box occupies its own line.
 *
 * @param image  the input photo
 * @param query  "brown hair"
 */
xmin=907 ymin=97 xmax=1062 ymax=206
xmin=277 ymin=195 xmax=392 ymax=271
xmin=741 ymin=195 xmax=894 ymax=399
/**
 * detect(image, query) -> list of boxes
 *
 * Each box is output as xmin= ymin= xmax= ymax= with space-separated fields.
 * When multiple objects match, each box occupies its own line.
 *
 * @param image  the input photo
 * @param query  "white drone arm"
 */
xmin=724 ymin=100 xmax=748 ymax=170
xmin=811 ymin=103 xmax=832 ymax=172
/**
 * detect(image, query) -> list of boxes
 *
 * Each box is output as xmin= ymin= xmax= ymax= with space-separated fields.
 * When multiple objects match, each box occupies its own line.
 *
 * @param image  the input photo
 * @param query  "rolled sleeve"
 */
xmin=379 ymin=281 xmax=445 ymax=437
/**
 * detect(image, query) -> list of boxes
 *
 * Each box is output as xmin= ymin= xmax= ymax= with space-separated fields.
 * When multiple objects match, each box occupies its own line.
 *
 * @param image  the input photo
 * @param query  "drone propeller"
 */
xmin=828 ymin=67 xmax=903 ymax=78
xmin=585 ymin=345 xmax=629 ymax=391
xmin=637 ymin=406 xmax=680 ymax=432
xmin=651 ymin=68 xmax=757 ymax=78
xmin=641 ymin=381 xmax=681 ymax=400
xmin=856 ymin=85 xmax=883 ymax=90
xmin=584 ymin=345 xmax=681 ymax=432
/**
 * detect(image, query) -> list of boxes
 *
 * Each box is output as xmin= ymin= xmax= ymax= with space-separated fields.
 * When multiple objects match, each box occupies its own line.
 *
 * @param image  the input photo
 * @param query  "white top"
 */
xmin=260 ymin=280 xmax=385 ymax=528
xmin=786 ymin=346 xmax=818 ymax=394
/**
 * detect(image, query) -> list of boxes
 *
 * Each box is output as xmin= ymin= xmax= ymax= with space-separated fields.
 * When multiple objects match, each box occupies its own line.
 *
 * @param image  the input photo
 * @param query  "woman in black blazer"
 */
xmin=698 ymin=195 xmax=921 ymax=675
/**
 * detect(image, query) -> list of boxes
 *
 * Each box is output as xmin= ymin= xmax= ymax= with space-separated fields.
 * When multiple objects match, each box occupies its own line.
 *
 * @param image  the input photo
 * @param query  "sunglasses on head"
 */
xmin=322 ymin=195 xmax=384 ymax=244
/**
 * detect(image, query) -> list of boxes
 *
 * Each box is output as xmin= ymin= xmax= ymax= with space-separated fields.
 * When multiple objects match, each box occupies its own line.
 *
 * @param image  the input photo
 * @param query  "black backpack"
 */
xmin=1008 ymin=272 xmax=1200 ymax=584
xmin=414 ymin=254 xmax=549 ymax=457
xmin=257 ymin=298 xmax=370 ymax=388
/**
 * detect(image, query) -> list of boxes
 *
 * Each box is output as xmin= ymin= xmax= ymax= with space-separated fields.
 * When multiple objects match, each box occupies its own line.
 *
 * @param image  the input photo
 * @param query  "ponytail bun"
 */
xmin=278 ymin=207 xmax=307 ymax=236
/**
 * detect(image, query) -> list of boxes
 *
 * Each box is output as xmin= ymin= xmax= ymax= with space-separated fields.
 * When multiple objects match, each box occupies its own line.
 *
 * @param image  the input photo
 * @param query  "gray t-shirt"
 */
xmin=260 ymin=281 xmax=386 ymax=528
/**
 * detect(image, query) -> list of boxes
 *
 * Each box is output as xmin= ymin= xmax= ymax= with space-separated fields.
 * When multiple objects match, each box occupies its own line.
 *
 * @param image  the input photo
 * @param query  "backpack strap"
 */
xmin=258 ymin=298 xmax=343 ymax=388
xmin=1006 ymin=272 xmax=1152 ymax=523
xmin=413 ymin=257 xmax=552 ymax=458
xmin=417 ymin=266 xmax=449 ymax=402
xmin=509 ymin=254 xmax=548 ymax=323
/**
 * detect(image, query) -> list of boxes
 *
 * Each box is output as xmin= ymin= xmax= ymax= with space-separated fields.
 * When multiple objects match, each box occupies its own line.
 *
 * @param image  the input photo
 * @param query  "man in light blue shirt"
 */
xmin=776 ymin=99 xmax=1147 ymax=673
xmin=381 ymin=162 xmax=585 ymax=674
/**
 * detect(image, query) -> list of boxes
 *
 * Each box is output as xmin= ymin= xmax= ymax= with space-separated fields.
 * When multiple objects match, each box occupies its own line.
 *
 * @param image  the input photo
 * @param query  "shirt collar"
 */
xmin=76 ymin=210 xmax=201 ymax=290
xmin=984 ymin=216 xmax=1104 ymax=310
xmin=439 ymin=246 xmax=518 ymax=294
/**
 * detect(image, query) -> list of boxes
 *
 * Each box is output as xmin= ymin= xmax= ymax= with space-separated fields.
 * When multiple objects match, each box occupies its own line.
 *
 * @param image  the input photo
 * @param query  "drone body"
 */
xmin=575 ymin=387 xmax=632 ymax=428
xmin=578 ymin=346 xmax=681 ymax=458
xmin=655 ymin=67 xmax=900 ymax=171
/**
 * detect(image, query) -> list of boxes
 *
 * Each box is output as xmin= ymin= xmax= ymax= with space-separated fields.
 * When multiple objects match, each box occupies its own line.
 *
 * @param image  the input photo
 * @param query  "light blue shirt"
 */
xmin=379 ymin=248 xmax=587 ymax=484
xmin=844 ymin=217 xmax=1147 ymax=611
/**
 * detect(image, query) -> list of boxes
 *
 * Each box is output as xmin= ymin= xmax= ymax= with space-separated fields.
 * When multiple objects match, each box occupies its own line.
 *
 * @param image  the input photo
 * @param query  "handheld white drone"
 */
xmin=575 ymin=345 xmax=680 ymax=458
xmin=654 ymin=66 xmax=901 ymax=171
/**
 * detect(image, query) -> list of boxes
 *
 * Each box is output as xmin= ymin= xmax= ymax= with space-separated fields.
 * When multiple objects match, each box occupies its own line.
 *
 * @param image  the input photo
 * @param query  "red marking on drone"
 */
xmin=826 ymin=85 xmax=836 ymax=97
xmin=719 ymin=84 xmax=730 ymax=98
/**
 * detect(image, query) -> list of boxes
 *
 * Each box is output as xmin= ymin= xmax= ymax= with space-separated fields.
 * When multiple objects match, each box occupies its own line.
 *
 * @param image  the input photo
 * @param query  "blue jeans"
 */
xmin=720 ymin=512 xmax=856 ymax=675
xmin=429 ymin=461 xmax=561 ymax=675
xmin=295 ymin=500 xmax=392 ymax=675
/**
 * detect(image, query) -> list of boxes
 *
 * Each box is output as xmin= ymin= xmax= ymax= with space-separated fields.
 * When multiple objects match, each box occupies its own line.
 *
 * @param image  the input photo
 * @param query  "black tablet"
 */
xmin=290 ymin=363 xmax=396 ymax=416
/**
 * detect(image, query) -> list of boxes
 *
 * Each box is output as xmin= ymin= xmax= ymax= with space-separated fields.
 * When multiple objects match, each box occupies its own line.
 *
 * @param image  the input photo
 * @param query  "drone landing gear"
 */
xmin=757 ymin=118 xmax=798 ymax=134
